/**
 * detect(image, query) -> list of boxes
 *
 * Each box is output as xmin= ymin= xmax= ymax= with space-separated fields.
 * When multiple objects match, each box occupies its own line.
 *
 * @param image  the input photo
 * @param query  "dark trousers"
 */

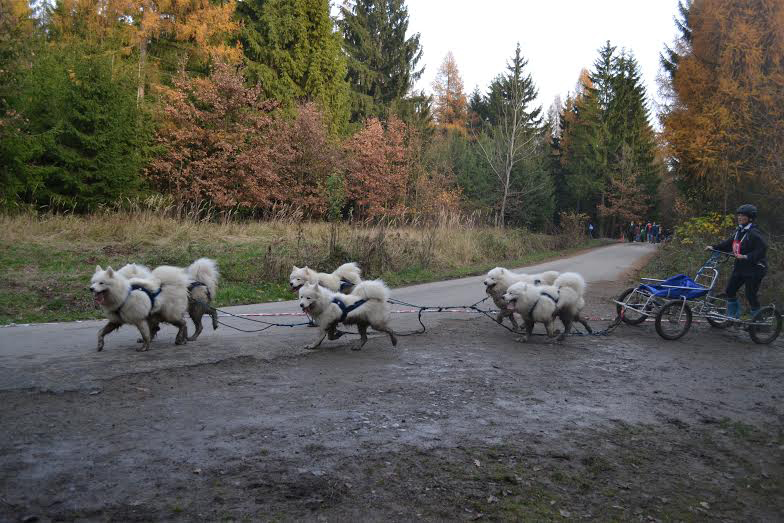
xmin=725 ymin=271 xmax=765 ymax=309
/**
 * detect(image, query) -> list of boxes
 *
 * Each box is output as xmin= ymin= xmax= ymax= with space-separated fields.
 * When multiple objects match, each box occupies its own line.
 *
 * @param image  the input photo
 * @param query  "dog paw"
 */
xmin=136 ymin=346 xmax=149 ymax=352
xmin=175 ymin=338 xmax=187 ymax=345
xmin=351 ymin=345 xmax=362 ymax=351
xmin=186 ymin=336 xmax=198 ymax=342
xmin=304 ymin=345 xmax=318 ymax=350
xmin=514 ymin=336 xmax=528 ymax=343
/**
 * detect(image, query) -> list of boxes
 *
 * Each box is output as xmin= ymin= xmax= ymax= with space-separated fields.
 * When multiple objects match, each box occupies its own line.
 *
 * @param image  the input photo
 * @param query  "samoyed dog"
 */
xmin=483 ymin=267 xmax=560 ymax=330
xmin=297 ymin=280 xmax=397 ymax=350
xmin=183 ymin=258 xmax=220 ymax=341
xmin=289 ymin=262 xmax=362 ymax=293
xmin=90 ymin=265 xmax=190 ymax=352
xmin=503 ymin=272 xmax=592 ymax=342
xmin=119 ymin=260 xmax=219 ymax=341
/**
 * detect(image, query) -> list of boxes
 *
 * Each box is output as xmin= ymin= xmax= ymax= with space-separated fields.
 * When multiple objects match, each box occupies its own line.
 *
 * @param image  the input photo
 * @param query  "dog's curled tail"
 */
xmin=187 ymin=258 xmax=219 ymax=293
xmin=152 ymin=265 xmax=192 ymax=289
xmin=554 ymin=272 xmax=586 ymax=296
xmin=118 ymin=263 xmax=153 ymax=280
xmin=538 ymin=270 xmax=561 ymax=286
xmin=351 ymin=279 xmax=389 ymax=302
xmin=334 ymin=262 xmax=362 ymax=284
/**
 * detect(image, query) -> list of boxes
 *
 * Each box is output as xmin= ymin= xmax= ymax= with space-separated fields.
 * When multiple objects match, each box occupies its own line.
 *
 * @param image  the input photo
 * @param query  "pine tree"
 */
xmin=338 ymin=0 xmax=423 ymax=122
xmin=237 ymin=0 xmax=349 ymax=134
xmin=660 ymin=0 xmax=692 ymax=81
xmin=10 ymin=41 xmax=151 ymax=210
xmin=432 ymin=51 xmax=467 ymax=130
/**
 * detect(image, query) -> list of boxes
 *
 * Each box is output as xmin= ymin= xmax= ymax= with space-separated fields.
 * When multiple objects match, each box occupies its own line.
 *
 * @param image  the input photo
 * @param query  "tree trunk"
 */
xmin=500 ymin=176 xmax=509 ymax=228
xmin=137 ymin=36 xmax=147 ymax=103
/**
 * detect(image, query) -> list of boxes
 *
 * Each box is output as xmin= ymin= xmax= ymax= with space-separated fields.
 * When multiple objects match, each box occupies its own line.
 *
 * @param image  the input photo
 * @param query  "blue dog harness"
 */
xmin=523 ymin=291 xmax=559 ymax=321
xmin=339 ymin=279 xmax=354 ymax=293
xmin=332 ymin=297 xmax=367 ymax=322
xmin=188 ymin=281 xmax=212 ymax=301
xmin=112 ymin=284 xmax=161 ymax=314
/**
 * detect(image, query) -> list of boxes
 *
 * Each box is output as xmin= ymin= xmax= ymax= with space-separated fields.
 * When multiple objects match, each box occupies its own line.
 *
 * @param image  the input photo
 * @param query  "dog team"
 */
xmin=90 ymin=260 xmax=589 ymax=352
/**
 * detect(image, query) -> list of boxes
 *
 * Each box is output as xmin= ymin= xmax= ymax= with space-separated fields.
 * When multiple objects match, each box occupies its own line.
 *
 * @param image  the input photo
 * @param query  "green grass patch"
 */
xmin=0 ymin=212 xmax=609 ymax=325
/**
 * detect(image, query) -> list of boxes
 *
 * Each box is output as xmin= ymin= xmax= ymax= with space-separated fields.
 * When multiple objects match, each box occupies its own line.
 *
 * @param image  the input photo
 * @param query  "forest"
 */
xmin=1 ymin=0 xmax=783 ymax=234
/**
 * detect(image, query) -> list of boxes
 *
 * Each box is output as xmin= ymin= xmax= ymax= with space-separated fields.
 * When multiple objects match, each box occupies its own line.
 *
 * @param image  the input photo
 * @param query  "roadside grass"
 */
xmin=0 ymin=212 xmax=607 ymax=325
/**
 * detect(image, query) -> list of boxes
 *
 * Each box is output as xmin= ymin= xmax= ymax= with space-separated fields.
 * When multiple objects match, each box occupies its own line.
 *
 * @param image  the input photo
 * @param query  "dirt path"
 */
xmin=1 ymin=243 xmax=782 ymax=521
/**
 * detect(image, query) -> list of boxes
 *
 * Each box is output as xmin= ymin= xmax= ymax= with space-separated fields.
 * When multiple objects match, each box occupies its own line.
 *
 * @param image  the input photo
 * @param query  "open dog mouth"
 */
xmin=93 ymin=290 xmax=107 ymax=305
xmin=485 ymin=282 xmax=496 ymax=289
xmin=505 ymin=298 xmax=517 ymax=310
xmin=290 ymin=284 xmax=303 ymax=291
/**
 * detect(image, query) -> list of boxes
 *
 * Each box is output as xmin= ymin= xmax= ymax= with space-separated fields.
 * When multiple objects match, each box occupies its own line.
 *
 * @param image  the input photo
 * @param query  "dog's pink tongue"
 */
xmin=94 ymin=292 xmax=105 ymax=305
xmin=506 ymin=303 xmax=515 ymax=310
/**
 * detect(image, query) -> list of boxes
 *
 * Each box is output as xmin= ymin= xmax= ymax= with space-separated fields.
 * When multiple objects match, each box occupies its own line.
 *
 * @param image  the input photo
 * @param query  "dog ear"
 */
xmin=106 ymin=267 xmax=114 ymax=277
xmin=292 ymin=265 xmax=299 ymax=271
xmin=96 ymin=265 xmax=103 ymax=273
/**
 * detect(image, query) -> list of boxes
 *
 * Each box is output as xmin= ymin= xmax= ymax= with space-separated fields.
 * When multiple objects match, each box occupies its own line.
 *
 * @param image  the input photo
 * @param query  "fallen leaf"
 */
xmin=559 ymin=509 xmax=571 ymax=518
xmin=473 ymin=459 xmax=481 ymax=467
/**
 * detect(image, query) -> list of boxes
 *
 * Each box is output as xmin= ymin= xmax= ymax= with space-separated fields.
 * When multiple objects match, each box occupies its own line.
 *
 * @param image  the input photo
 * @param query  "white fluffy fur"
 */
xmin=503 ymin=271 xmax=591 ymax=342
xmin=117 ymin=263 xmax=153 ymax=280
xmin=182 ymin=258 xmax=220 ymax=340
xmin=483 ymin=267 xmax=560 ymax=330
xmin=297 ymin=279 xmax=396 ymax=350
xmin=186 ymin=258 xmax=219 ymax=298
xmin=289 ymin=262 xmax=362 ymax=293
xmin=90 ymin=265 xmax=188 ymax=352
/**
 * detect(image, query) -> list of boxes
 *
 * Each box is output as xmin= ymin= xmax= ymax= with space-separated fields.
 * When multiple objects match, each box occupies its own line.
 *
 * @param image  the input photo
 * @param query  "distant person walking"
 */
xmin=652 ymin=223 xmax=660 ymax=243
xmin=588 ymin=222 xmax=595 ymax=239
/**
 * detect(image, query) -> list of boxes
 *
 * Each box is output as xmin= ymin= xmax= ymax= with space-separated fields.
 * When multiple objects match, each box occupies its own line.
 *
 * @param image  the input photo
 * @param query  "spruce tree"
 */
xmin=338 ymin=0 xmax=423 ymax=122
xmin=237 ymin=0 xmax=349 ymax=134
xmin=12 ymin=42 xmax=151 ymax=210
xmin=660 ymin=0 xmax=692 ymax=81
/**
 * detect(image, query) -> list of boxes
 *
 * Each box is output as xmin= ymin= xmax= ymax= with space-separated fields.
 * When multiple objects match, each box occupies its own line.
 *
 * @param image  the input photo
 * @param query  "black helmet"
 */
xmin=736 ymin=204 xmax=757 ymax=220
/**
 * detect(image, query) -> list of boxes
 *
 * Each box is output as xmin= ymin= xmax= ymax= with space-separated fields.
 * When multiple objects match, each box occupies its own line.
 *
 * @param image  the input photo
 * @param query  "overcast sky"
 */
xmin=405 ymin=0 xmax=682 ymax=116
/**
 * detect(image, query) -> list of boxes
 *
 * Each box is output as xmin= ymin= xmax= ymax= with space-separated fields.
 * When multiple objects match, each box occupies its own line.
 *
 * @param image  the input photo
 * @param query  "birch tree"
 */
xmin=475 ymin=44 xmax=543 ymax=227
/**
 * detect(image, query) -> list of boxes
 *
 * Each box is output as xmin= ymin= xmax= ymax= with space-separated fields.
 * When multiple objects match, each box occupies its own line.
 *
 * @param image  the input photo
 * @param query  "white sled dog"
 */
xmin=503 ymin=272 xmax=592 ymax=342
xmin=483 ymin=267 xmax=560 ymax=330
xmin=289 ymin=263 xmax=362 ymax=294
xmin=183 ymin=258 xmax=220 ymax=341
xmin=297 ymin=280 xmax=397 ymax=350
xmin=120 ymin=260 xmax=219 ymax=341
xmin=90 ymin=265 xmax=189 ymax=352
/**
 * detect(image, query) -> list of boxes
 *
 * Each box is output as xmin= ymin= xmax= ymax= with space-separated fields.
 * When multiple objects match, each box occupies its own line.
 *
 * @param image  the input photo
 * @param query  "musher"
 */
xmin=706 ymin=204 xmax=768 ymax=319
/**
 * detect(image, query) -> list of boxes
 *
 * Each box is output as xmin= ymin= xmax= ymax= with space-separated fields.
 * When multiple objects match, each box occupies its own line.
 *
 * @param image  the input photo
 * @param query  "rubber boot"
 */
xmin=726 ymin=299 xmax=740 ymax=320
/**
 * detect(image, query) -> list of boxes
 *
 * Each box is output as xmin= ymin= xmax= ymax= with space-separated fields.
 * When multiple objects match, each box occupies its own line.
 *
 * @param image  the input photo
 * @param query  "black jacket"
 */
xmin=713 ymin=224 xmax=768 ymax=276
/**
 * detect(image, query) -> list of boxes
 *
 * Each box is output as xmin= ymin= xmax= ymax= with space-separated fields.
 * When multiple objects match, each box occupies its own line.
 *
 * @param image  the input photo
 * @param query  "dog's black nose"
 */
xmin=299 ymin=303 xmax=305 ymax=309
